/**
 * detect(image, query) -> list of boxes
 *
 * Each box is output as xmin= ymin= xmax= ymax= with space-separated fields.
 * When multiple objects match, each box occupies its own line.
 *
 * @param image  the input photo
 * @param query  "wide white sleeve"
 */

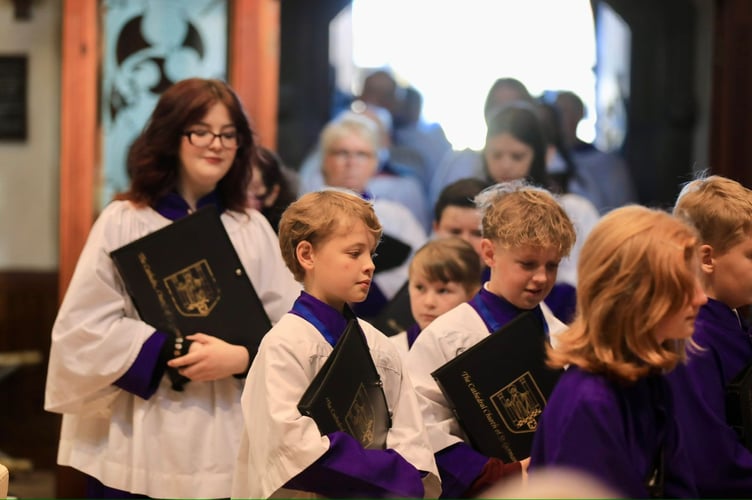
xmin=406 ymin=317 xmax=471 ymax=454
xmin=45 ymin=204 xmax=157 ymax=416
xmin=232 ymin=316 xmax=332 ymax=498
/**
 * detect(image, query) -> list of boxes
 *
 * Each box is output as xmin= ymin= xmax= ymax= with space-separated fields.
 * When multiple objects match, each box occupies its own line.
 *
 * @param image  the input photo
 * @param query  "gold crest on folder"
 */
xmin=346 ymin=383 xmax=377 ymax=447
xmin=164 ymin=259 xmax=221 ymax=317
xmin=491 ymin=371 xmax=545 ymax=434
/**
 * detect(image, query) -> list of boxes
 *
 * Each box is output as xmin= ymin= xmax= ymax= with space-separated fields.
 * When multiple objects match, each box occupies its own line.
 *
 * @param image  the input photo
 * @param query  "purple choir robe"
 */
xmin=530 ymin=365 xmax=698 ymax=498
xmin=667 ymin=298 xmax=752 ymax=496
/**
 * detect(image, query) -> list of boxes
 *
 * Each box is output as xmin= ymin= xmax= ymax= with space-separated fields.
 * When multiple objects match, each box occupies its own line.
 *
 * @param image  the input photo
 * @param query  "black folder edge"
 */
xmin=370 ymin=280 xmax=415 ymax=336
xmin=374 ymin=233 xmax=412 ymax=273
xmin=298 ymin=319 xmax=392 ymax=449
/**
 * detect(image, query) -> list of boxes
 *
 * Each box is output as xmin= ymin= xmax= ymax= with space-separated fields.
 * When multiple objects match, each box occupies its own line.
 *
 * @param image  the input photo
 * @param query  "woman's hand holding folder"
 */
xmin=167 ymin=333 xmax=250 ymax=381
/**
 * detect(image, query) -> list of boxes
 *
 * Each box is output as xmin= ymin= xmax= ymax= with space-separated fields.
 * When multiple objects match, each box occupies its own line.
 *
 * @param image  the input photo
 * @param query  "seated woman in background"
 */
xmin=317 ymin=111 xmax=427 ymax=319
xmin=297 ymin=105 xmax=432 ymax=232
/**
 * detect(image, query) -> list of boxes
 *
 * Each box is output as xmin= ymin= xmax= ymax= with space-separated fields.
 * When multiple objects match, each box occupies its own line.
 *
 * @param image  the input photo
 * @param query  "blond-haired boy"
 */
xmin=667 ymin=174 xmax=752 ymax=496
xmin=407 ymin=180 xmax=576 ymax=497
xmin=231 ymin=189 xmax=440 ymax=499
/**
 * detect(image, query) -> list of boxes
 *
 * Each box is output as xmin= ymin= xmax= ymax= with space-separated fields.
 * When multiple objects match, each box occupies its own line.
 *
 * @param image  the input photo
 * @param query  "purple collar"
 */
xmin=405 ymin=323 xmax=422 ymax=348
xmin=701 ymin=297 xmax=750 ymax=333
xmin=154 ymin=191 xmax=224 ymax=221
xmin=290 ymin=291 xmax=353 ymax=346
xmin=469 ymin=287 xmax=546 ymax=334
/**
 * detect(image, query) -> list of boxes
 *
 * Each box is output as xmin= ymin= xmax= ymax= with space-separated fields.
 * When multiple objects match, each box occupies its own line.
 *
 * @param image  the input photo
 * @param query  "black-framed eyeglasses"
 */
xmin=183 ymin=129 xmax=239 ymax=149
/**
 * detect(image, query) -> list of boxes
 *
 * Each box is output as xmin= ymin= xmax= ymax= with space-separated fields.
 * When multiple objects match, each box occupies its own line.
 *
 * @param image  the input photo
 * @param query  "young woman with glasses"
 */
xmin=45 ymin=78 xmax=300 ymax=499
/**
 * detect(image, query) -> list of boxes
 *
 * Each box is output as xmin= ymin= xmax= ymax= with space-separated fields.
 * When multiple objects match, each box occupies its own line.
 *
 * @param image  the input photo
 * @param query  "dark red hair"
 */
xmin=120 ymin=78 xmax=255 ymax=212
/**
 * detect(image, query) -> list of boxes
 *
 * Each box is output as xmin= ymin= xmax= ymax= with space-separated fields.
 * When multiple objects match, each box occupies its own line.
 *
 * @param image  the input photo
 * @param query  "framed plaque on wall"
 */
xmin=0 ymin=55 xmax=27 ymax=140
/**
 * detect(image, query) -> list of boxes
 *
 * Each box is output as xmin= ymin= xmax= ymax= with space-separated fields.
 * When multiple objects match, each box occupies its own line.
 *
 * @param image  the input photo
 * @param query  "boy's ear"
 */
xmin=699 ymin=244 xmax=714 ymax=275
xmin=480 ymin=238 xmax=496 ymax=268
xmin=296 ymin=241 xmax=315 ymax=271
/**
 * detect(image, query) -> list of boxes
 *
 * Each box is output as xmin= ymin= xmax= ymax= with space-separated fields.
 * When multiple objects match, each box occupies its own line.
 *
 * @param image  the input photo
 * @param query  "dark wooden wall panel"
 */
xmin=710 ymin=0 xmax=752 ymax=188
xmin=0 ymin=271 xmax=60 ymax=469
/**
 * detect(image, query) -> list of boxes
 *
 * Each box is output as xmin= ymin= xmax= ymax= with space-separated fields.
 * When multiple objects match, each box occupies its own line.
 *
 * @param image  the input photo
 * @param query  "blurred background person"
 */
xmin=247 ymin=146 xmax=299 ymax=233
xmin=317 ymin=111 xmax=427 ymax=319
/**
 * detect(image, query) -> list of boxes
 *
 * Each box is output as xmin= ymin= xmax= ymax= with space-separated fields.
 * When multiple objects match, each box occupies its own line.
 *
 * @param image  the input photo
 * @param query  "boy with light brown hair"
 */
xmin=667 ymin=174 xmax=752 ymax=496
xmin=232 ymin=189 xmax=440 ymax=499
xmin=407 ymin=180 xmax=576 ymax=497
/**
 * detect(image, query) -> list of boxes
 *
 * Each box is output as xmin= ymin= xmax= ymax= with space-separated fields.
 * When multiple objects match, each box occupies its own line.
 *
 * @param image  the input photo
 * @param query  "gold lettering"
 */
xmin=461 ymin=369 xmax=516 ymax=461
xmin=326 ymin=397 xmax=346 ymax=431
xmin=138 ymin=252 xmax=182 ymax=336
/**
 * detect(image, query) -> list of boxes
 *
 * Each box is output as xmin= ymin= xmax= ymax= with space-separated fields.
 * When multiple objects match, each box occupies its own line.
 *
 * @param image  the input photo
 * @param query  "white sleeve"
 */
xmin=45 ymin=205 xmax=154 ymax=415
xmin=406 ymin=323 xmax=468 ymax=454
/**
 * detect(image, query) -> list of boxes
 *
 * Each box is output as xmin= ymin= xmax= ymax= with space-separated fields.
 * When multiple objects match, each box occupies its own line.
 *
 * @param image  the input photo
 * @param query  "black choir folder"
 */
xmin=431 ymin=311 xmax=562 ymax=463
xmin=374 ymin=234 xmax=412 ymax=273
xmin=110 ymin=205 xmax=271 ymax=389
xmin=371 ymin=281 xmax=415 ymax=336
xmin=298 ymin=320 xmax=392 ymax=450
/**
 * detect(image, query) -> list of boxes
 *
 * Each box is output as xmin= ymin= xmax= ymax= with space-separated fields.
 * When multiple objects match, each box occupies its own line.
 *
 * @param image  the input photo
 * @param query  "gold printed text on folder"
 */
xmin=461 ymin=370 xmax=515 ymax=460
xmin=138 ymin=251 xmax=182 ymax=336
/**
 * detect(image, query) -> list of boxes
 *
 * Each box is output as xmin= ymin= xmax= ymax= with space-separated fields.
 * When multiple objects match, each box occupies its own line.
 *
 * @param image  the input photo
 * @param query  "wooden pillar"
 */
xmin=230 ymin=0 xmax=280 ymax=148
xmin=59 ymin=0 xmax=98 ymax=301
xmin=57 ymin=2 xmax=99 ymax=497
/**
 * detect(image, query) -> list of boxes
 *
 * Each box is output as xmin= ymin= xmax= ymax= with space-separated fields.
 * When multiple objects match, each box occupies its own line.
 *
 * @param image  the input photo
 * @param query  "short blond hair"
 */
xmin=549 ymin=205 xmax=700 ymax=383
xmin=674 ymin=174 xmax=752 ymax=253
xmin=475 ymin=181 xmax=575 ymax=256
xmin=409 ymin=237 xmax=482 ymax=295
xmin=278 ymin=189 xmax=383 ymax=281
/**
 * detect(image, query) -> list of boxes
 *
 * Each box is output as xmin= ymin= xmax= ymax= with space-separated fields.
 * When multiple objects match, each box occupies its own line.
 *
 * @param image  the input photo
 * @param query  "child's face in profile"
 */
xmin=433 ymin=206 xmax=484 ymax=259
xmin=304 ymin=218 xmax=377 ymax=310
xmin=706 ymin=233 xmax=752 ymax=309
xmin=653 ymin=272 xmax=707 ymax=343
xmin=481 ymin=240 xmax=560 ymax=310
xmin=408 ymin=269 xmax=473 ymax=330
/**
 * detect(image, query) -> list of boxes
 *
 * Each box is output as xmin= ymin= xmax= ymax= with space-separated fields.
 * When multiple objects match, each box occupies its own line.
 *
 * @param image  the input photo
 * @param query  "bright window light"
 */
xmin=349 ymin=0 xmax=596 ymax=150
